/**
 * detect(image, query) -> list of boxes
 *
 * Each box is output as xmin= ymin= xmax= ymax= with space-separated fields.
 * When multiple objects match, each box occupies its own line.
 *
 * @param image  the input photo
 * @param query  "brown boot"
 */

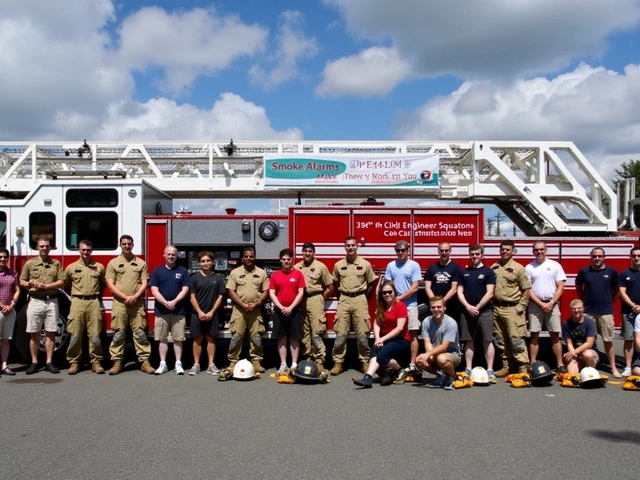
xmin=362 ymin=362 xmax=369 ymax=374
xmin=316 ymin=362 xmax=326 ymax=373
xmin=251 ymin=360 xmax=265 ymax=373
xmin=494 ymin=366 xmax=510 ymax=378
xmin=68 ymin=363 xmax=80 ymax=375
xmin=109 ymin=361 xmax=122 ymax=376
xmin=329 ymin=363 xmax=343 ymax=376
xmin=140 ymin=360 xmax=156 ymax=374
xmin=92 ymin=363 xmax=105 ymax=374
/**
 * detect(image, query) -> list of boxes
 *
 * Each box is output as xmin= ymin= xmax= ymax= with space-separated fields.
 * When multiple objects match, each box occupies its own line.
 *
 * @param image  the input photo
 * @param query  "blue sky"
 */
xmin=2 ymin=0 xmax=640 ymax=218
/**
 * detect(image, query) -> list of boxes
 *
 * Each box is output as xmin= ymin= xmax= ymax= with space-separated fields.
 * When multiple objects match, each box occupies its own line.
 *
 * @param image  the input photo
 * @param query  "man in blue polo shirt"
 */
xmin=575 ymin=247 xmax=620 ymax=378
xmin=617 ymin=247 xmax=640 ymax=377
xmin=150 ymin=245 xmax=190 ymax=375
xmin=457 ymin=244 xmax=497 ymax=382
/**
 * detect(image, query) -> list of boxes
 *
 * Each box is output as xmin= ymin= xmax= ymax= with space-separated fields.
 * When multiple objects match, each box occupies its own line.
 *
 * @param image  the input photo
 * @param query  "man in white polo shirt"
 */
xmin=525 ymin=241 xmax=566 ymax=372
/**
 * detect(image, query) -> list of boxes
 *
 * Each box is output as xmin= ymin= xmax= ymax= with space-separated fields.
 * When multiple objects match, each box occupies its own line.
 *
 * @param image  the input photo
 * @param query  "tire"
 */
xmin=13 ymin=297 xmax=70 ymax=362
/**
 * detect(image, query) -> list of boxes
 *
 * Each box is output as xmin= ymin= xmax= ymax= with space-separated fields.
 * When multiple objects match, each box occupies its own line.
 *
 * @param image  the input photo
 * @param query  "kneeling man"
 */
xmin=416 ymin=296 xmax=461 ymax=390
xmin=562 ymin=299 xmax=599 ymax=373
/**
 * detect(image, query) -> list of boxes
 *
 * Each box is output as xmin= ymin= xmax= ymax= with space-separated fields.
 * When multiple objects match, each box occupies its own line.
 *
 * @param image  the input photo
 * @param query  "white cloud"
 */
xmin=326 ymin=0 xmax=640 ymax=79
xmin=117 ymin=6 xmax=268 ymax=95
xmin=94 ymin=92 xmax=303 ymax=141
xmin=249 ymin=10 xmax=319 ymax=90
xmin=0 ymin=0 xmax=132 ymax=139
xmin=315 ymin=47 xmax=411 ymax=98
xmin=393 ymin=63 xmax=640 ymax=182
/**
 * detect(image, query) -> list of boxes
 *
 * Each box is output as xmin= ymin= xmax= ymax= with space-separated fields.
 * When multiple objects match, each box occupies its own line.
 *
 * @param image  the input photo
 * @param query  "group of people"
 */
xmin=353 ymin=240 xmax=640 ymax=388
xmin=1 ymin=235 xmax=640 ymax=384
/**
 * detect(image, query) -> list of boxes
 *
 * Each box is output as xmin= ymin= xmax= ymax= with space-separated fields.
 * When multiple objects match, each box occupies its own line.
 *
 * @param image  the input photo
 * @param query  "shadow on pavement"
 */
xmin=586 ymin=429 xmax=640 ymax=444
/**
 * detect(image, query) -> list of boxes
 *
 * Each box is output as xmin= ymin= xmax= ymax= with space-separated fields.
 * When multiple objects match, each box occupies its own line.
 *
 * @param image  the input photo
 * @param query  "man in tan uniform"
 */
xmin=330 ymin=236 xmax=377 ymax=376
xmin=226 ymin=246 xmax=269 ymax=373
xmin=491 ymin=239 xmax=531 ymax=377
xmin=106 ymin=235 xmax=155 ymax=375
xmin=20 ymin=237 xmax=65 ymax=375
xmin=65 ymin=239 xmax=106 ymax=374
xmin=295 ymin=242 xmax=334 ymax=371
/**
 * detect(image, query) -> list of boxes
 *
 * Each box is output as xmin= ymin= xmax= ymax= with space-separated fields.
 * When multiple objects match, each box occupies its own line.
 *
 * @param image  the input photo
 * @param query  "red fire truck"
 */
xmin=0 ymin=140 xmax=636 ymax=360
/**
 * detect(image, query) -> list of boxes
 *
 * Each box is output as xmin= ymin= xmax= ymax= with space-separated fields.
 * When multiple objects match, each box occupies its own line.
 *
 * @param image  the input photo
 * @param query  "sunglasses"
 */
xmin=395 ymin=248 xmax=407 ymax=253
xmin=381 ymin=290 xmax=394 ymax=295
xmin=632 ymin=255 xmax=640 ymax=258
xmin=533 ymin=248 xmax=545 ymax=252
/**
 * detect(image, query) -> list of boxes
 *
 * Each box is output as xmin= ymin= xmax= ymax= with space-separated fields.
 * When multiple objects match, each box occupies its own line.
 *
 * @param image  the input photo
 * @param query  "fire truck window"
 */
xmin=0 ymin=211 xmax=6 ymax=247
xmin=66 ymin=211 xmax=118 ymax=250
xmin=29 ymin=212 xmax=56 ymax=249
xmin=66 ymin=189 xmax=118 ymax=208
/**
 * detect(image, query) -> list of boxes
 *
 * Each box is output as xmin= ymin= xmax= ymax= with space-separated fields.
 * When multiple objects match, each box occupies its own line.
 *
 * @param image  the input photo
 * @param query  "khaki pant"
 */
xmin=228 ymin=307 xmax=265 ymax=363
xmin=331 ymin=295 xmax=371 ymax=365
xmin=109 ymin=300 xmax=151 ymax=363
xmin=301 ymin=295 xmax=327 ymax=364
xmin=493 ymin=305 xmax=529 ymax=372
xmin=67 ymin=298 xmax=103 ymax=364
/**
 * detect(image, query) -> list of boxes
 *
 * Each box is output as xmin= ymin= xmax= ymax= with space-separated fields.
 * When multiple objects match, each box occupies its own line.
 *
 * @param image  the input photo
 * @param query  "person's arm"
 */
xmin=397 ymin=280 xmax=419 ymax=303
xmin=373 ymin=321 xmax=382 ymax=346
xmin=477 ymin=284 xmax=495 ymax=311
xmin=379 ymin=316 xmax=407 ymax=344
xmin=442 ymin=281 xmax=458 ymax=303
xmin=575 ymin=271 xmax=585 ymax=300
xmin=425 ymin=280 xmax=435 ymax=300
xmin=618 ymin=285 xmax=637 ymax=312
xmin=165 ymin=285 xmax=190 ymax=311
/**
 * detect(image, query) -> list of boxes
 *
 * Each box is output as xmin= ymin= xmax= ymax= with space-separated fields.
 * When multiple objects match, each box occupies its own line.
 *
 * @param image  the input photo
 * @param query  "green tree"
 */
xmin=614 ymin=159 xmax=640 ymax=197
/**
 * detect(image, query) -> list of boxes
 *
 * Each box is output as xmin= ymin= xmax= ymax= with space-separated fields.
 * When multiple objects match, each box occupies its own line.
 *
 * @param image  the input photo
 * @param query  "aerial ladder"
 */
xmin=0 ymin=140 xmax=620 ymax=236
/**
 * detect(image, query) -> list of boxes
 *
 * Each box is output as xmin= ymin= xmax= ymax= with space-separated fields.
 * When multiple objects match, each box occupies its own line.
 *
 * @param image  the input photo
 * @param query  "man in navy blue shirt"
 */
xmin=457 ymin=244 xmax=497 ymax=382
xmin=150 ymin=245 xmax=190 ymax=375
xmin=575 ymin=247 xmax=620 ymax=378
xmin=617 ymin=247 xmax=640 ymax=377
xmin=425 ymin=242 xmax=463 ymax=327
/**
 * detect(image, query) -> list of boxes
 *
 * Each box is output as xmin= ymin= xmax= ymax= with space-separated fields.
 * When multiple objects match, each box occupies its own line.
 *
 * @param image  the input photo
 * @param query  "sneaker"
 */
xmin=277 ymin=363 xmax=288 ymax=374
xmin=189 ymin=364 xmax=201 ymax=376
xmin=464 ymin=368 xmax=472 ymax=375
xmin=443 ymin=375 xmax=455 ymax=390
xmin=155 ymin=362 xmax=168 ymax=375
xmin=557 ymin=365 xmax=568 ymax=374
xmin=427 ymin=372 xmax=446 ymax=388
xmin=406 ymin=363 xmax=419 ymax=374
xmin=291 ymin=362 xmax=297 ymax=371
xmin=393 ymin=368 xmax=407 ymax=385
xmin=25 ymin=363 xmax=39 ymax=375
xmin=206 ymin=363 xmax=220 ymax=376
xmin=487 ymin=369 xmax=497 ymax=384
xmin=175 ymin=361 xmax=184 ymax=375
xmin=44 ymin=362 xmax=60 ymax=374
xmin=353 ymin=374 xmax=373 ymax=388
xmin=621 ymin=367 xmax=632 ymax=377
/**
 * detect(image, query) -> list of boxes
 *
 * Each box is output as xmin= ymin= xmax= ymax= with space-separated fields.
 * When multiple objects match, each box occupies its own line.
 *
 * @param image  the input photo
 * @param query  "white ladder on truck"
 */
xmin=0 ymin=140 xmax=615 ymax=235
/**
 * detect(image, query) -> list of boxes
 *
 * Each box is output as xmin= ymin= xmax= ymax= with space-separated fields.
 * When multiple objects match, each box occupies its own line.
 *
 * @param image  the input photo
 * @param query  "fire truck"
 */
xmin=0 ymin=140 xmax=637 ymax=361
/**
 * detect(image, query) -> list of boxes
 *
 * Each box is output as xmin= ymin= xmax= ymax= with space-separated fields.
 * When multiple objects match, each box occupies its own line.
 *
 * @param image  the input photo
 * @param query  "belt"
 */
xmin=493 ymin=300 xmax=518 ymax=307
xmin=72 ymin=294 xmax=100 ymax=300
xmin=30 ymin=294 xmax=58 ymax=301
xmin=305 ymin=291 xmax=323 ymax=298
xmin=340 ymin=290 xmax=366 ymax=298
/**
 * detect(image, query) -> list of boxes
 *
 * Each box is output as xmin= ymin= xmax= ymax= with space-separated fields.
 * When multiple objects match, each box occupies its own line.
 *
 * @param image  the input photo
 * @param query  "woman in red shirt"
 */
xmin=354 ymin=280 xmax=410 ymax=388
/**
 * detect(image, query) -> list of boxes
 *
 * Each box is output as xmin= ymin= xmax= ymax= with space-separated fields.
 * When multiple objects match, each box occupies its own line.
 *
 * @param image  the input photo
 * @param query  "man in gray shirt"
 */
xmin=416 ymin=296 xmax=461 ymax=390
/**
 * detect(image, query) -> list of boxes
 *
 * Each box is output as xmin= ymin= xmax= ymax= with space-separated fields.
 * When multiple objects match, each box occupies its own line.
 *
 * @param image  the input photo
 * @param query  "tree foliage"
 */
xmin=614 ymin=159 xmax=640 ymax=197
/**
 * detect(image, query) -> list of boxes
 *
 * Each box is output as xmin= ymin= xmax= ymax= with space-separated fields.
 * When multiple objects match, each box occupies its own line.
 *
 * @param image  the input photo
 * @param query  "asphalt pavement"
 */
xmin=1 ymin=338 xmax=638 ymax=480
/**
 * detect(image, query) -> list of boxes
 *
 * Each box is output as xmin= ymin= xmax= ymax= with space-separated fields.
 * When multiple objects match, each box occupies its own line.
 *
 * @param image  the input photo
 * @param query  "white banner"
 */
xmin=263 ymin=153 xmax=439 ymax=188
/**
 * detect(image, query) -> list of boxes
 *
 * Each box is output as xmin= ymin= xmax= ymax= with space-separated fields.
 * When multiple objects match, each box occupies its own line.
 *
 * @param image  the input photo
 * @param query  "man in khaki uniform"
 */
xmin=491 ymin=240 xmax=531 ymax=377
xmin=106 ymin=235 xmax=155 ymax=375
xmin=226 ymin=246 xmax=269 ymax=373
xmin=20 ymin=237 xmax=65 ymax=375
xmin=65 ymin=239 xmax=106 ymax=374
xmin=330 ymin=236 xmax=377 ymax=376
xmin=295 ymin=242 xmax=334 ymax=370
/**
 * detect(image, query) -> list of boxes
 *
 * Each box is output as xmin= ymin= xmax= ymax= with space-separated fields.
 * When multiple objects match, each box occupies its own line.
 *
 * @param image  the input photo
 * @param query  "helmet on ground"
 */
xmin=530 ymin=361 xmax=554 ymax=385
xmin=579 ymin=366 xmax=605 ymax=388
xmin=296 ymin=360 xmax=320 ymax=383
xmin=233 ymin=359 xmax=255 ymax=380
xmin=470 ymin=367 xmax=489 ymax=385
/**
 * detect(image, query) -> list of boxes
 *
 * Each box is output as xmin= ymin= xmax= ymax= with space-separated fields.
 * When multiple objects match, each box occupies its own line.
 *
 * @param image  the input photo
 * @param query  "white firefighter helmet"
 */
xmin=579 ymin=366 xmax=604 ymax=387
xmin=471 ymin=367 xmax=489 ymax=385
xmin=233 ymin=359 xmax=255 ymax=380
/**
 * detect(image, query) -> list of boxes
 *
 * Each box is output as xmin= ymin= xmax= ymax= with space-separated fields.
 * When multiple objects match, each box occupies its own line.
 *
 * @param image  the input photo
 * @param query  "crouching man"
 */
xmin=415 ymin=296 xmax=462 ymax=390
xmin=562 ymin=299 xmax=599 ymax=373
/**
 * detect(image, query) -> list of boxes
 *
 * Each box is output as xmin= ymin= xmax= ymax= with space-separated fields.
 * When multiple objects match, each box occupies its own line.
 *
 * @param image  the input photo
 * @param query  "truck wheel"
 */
xmin=13 ymin=300 xmax=70 ymax=361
